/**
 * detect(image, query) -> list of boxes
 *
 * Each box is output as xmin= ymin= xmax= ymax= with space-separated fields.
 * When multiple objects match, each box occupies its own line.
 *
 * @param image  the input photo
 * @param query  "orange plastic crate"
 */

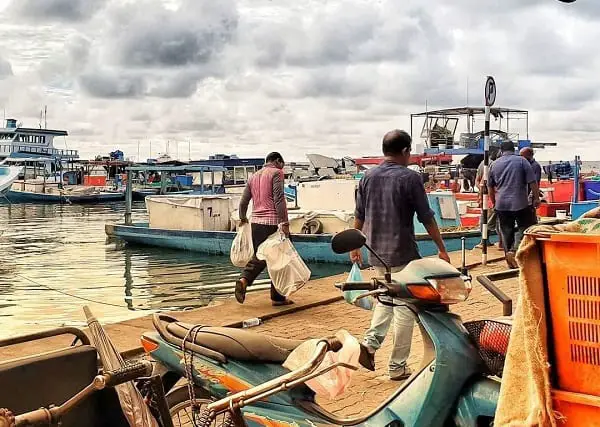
xmin=552 ymin=390 xmax=600 ymax=426
xmin=541 ymin=233 xmax=600 ymax=396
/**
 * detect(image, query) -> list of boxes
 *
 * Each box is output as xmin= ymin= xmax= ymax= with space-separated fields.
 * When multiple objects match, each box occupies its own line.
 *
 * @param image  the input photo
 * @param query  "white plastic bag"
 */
xmin=283 ymin=330 xmax=360 ymax=399
xmin=256 ymin=231 xmax=311 ymax=297
xmin=230 ymin=223 xmax=253 ymax=267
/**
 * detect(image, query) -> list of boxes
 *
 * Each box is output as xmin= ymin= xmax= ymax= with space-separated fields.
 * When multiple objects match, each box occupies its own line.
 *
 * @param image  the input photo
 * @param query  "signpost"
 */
xmin=482 ymin=76 xmax=496 ymax=265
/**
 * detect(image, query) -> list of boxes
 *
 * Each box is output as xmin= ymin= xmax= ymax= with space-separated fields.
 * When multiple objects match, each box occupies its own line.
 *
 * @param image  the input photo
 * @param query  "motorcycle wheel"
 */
xmin=167 ymin=386 xmax=237 ymax=427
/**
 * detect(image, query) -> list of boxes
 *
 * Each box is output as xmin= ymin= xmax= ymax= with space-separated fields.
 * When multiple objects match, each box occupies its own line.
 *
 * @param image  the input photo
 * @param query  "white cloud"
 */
xmin=0 ymin=0 xmax=594 ymax=162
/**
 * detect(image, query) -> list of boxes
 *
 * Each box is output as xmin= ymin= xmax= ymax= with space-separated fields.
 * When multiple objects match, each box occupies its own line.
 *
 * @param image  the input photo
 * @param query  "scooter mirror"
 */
xmin=331 ymin=229 xmax=367 ymax=254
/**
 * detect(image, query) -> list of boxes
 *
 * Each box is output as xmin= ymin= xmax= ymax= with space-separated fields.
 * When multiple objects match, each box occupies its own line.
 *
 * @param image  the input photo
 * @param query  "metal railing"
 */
xmin=476 ymin=269 xmax=518 ymax=316
xmin=0 ymin=144 xmax=78 ymax=158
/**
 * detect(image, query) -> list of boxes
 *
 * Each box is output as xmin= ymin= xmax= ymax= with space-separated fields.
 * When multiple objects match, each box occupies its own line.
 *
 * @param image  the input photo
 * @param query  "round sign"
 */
xmin=485 ymin=76 xmax=496 ymax=106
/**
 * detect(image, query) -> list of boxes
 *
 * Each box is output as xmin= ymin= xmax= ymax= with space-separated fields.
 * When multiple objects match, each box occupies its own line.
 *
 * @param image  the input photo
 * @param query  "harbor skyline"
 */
xmin=0 ymin=0 xmax=598 ymax=162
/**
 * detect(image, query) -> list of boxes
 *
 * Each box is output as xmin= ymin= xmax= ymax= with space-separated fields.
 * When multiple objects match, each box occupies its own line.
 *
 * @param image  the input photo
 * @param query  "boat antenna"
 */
xmin=44 ymin=105 xmax=47 ymax=129
xmin=39 ymin=108 xmax=42 ymax=129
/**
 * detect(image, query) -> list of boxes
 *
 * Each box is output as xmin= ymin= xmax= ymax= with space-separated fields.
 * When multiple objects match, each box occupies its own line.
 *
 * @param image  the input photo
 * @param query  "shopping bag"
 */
xmin=230 ymin=223 xmax=253 ymax=267
xmin=342 ymin=263 xmax=375 ymax=311
xmin=256 ymin=231 xmax=311 ymax=297
xmin=283 ymin=330 xmax=360 ymax=399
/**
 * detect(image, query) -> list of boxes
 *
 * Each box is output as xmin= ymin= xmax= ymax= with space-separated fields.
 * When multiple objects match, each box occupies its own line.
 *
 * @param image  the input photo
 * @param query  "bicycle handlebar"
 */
xmin=14 ymin=361 xmax=152 ymax=426
xmin=103 ymin=361 xmax=153 ymax=388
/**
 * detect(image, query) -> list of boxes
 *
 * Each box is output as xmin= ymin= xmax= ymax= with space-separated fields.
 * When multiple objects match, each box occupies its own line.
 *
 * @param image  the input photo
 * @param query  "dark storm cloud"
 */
xmin=107 ymin=0 xmax=238 ymax=69
xmin=78 ymin=71 xmax=146 ymax=99
xmin=62 ymin=0 xmax=238 ymax=99
xmin=10 ymin=0 xmax=106 ymax=22
xmin=0 ymin=56 xmax=13 ymax=79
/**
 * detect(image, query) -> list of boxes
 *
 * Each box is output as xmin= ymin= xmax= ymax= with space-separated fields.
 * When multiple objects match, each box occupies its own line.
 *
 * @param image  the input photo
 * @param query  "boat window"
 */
xmin=235 ymin=167 xmax=246 ymax=183
xmin=212 ymin=171 xmax=223 ymax=185
xmin=224 ymin=169 xmax=234 ymax=183
xmin=246 ymin=166 xmax=255 ymax=180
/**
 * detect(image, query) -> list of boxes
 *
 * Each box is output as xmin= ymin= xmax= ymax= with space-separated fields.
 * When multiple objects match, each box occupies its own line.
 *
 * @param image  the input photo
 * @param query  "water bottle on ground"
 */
xmin=242 ymin=318 xmax=261 ymax=328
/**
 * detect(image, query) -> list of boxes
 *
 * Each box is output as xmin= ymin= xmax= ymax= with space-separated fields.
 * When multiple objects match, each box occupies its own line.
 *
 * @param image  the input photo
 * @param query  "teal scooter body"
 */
xmin=144 ymin=307 xmax=499 ymax=426
xmin=145 ymin=229 xmax=501 ymax=426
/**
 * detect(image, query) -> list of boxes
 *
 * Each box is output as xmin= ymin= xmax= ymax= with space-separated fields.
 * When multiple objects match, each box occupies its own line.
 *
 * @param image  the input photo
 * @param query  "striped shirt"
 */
xmin=239 ymin=165 xmax=288 ymax=226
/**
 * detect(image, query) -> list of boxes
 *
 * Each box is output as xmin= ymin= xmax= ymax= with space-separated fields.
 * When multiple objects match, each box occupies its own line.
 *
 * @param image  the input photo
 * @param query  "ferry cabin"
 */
xmin=0 ymin=118 xmax=78 ymax=161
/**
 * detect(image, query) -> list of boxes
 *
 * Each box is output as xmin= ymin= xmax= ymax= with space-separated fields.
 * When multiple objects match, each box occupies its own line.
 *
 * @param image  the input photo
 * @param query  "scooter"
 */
xmin=141 ymin=229 xmax=508 ymax=426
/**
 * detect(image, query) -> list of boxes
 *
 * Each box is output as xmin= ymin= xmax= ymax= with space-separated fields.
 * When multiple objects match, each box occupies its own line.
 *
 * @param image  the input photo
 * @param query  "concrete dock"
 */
xmin=0 ymin=247 xmax=517 ymax=417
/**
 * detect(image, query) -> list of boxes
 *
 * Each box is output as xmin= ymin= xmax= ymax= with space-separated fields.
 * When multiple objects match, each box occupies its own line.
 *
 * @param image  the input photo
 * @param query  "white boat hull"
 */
xmin=0 ymin=166 xmax=22 ymax=195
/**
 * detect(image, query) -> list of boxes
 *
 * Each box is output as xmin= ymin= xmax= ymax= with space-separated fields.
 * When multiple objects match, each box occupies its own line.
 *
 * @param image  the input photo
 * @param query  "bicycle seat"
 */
xmin=154 ymin=314 xmax=303 ymax=363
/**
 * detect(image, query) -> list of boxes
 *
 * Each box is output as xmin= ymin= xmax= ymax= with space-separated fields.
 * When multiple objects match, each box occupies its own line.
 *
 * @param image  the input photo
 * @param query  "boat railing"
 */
xmin=0 ymin=144 xmax=79 ymax=159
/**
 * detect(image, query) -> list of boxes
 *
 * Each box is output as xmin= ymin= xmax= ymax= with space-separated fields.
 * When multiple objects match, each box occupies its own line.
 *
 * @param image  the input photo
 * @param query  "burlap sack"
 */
xmin=495 ymin=219 xmax=600 ymax=426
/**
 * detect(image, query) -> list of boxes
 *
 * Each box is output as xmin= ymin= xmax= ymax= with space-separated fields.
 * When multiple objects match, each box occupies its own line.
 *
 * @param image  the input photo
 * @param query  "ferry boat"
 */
xmin=0 ymin=118 xmax=78 ymax=162
xmin=0 ymin=118 xmax=124 ymax=203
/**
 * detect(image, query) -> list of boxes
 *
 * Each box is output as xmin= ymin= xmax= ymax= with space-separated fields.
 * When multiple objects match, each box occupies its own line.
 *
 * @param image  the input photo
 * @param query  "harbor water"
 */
xmin=0 ymin=202 xmax=348 ymax=339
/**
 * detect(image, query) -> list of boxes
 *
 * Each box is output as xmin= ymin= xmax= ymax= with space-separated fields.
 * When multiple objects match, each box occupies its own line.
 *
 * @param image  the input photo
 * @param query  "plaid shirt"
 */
xmin=239 ymin=165 xmax=288 ymax=226
xmin=355 ymin=160 xmax=434 ymax=267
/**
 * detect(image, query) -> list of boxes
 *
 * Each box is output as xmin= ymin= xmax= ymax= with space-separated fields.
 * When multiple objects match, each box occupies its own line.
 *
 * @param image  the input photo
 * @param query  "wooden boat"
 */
xmin=4 ymin=182 xmax=124 ymax=204
xmin=105 ymin=222 xmax=491 ymax=265
xmin=132 ymin=187 xmax=194 ymax=201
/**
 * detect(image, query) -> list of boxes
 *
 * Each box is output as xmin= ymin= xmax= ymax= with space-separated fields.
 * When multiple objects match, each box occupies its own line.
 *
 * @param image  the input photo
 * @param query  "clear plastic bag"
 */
xmin=230 ymin=223 xmax=254 ymax=267
xmin=256 ymin=231 xmax=311 ymax=297
xmin=283 ymin=330 xmax=360 ymax=399
xmin=343 ymin=264 xmax=375 ymax=311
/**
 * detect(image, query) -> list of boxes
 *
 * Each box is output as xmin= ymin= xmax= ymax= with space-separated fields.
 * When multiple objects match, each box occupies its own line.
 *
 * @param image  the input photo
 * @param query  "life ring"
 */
xmin=301 ymin=219 xmax=323 ymax=234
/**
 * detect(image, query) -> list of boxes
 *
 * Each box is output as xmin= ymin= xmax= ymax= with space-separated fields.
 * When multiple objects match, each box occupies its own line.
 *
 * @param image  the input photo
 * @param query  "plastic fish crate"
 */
xmin=541 ymin=233 xmax=600 ymax=395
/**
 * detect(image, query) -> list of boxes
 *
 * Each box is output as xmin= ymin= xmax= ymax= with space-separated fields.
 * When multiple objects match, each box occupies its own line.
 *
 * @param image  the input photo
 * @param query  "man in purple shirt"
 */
xmin=489 ymin=141 xmax=540 ymax=268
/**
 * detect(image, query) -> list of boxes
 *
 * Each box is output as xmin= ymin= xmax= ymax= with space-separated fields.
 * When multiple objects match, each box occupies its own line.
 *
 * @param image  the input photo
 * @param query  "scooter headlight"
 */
xmin=429 ymin=276 xmax=471 ymax=303
xmin=407 ymin=277 xmax=471 ymax=304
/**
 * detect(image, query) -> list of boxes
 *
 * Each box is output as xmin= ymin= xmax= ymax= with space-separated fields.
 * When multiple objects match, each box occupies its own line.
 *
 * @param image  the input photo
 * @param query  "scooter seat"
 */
xmin=166 ymin=321 xmax=304 ymax=363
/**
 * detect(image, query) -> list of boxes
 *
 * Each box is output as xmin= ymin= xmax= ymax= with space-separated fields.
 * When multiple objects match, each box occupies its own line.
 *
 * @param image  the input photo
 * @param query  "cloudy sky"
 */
xmin=0 ymin=0 xmax=596 ymax=161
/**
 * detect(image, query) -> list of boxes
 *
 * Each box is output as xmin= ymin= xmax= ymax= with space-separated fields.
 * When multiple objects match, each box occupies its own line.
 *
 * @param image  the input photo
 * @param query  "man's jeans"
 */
xmin=362 ymin=266 xmax=414 ymax=375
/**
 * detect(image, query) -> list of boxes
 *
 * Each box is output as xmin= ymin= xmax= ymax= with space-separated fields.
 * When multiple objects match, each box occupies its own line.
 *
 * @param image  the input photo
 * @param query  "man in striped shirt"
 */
xmin=235 ymin=152 xmax=293 ymax=306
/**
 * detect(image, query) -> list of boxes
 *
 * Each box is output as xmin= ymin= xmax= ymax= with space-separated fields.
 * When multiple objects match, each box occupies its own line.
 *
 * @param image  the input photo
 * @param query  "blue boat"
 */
xmin=105 ymin=222 xmax=490 ymax=265
xmin=4 ymin=189 xmax=124 ymax=204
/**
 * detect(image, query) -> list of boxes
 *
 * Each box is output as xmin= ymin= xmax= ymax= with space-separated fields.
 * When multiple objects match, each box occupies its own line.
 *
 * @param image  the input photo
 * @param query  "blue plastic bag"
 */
xmin=343 ymin=263 xmax=375 ymax=311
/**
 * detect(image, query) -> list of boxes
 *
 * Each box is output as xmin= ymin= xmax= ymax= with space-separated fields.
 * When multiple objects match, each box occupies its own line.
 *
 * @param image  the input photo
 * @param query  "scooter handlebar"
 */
xmin=335 ymin=281 xmax=378 ymax=292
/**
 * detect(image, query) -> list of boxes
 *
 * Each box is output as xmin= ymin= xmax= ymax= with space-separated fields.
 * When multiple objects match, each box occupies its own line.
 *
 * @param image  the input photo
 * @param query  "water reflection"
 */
xmin=0 ymin=202 xmax=348 ymax=338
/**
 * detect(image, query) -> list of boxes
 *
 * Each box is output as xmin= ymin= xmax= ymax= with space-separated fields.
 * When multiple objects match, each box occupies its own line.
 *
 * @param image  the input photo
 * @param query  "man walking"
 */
xmin=489 ymin=141 xmax=540 ymax=269
xmin=351 ymin=129 xmax=450 ymax=381
xmin=520 ymin=147 xmax=542 ymax=225
xmin=475 ymin=149 xmax=503 ymax=250
xmin=235 ymin=152 xmax=293 ymax=306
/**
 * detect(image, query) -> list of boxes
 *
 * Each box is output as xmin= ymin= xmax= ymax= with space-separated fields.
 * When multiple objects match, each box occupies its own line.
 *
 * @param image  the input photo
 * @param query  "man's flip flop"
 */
xmin=235 ymin=279 xmax=247 ymax=304
xmin=272 ymin=299 xmax=294 ymax=307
